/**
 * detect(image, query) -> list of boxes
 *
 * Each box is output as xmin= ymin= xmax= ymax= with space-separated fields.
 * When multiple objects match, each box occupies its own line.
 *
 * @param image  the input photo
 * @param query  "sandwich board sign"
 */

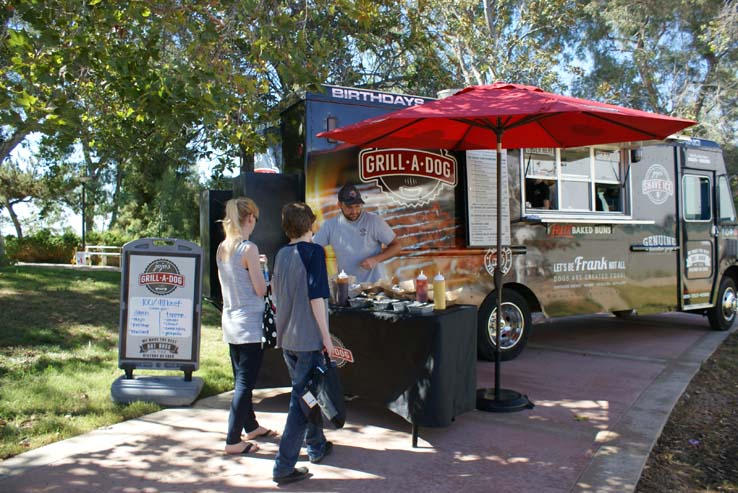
xmin=112 ymin=238 xmax=204 ymax=406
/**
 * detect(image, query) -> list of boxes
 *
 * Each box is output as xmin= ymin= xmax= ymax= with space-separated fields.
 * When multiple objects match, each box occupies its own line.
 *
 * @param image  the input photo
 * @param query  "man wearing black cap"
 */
xmin=314 ymin=184 xmax=401 ymax=283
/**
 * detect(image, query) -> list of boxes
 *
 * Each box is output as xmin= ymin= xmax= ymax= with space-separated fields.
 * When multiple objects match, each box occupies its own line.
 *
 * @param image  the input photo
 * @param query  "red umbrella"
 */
xmin=318 ymin=82 xmax=696 ymax=412
xmin=317 ymin=82 xmax=695 ymax=150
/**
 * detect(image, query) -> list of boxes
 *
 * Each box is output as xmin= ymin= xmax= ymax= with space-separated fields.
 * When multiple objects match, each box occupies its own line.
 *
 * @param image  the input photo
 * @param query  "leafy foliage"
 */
xmin=0 ymin=235 xmax=11 ymax=266
xmin=573 ymin=0 xmax=738 ymax=144
xmin=418 ymin=0 xmax=580 ymax=90
xmin=4 ymin=229 xmax=79 ymax=263
xmin=1 ymin=0 xmax=737 ymax=241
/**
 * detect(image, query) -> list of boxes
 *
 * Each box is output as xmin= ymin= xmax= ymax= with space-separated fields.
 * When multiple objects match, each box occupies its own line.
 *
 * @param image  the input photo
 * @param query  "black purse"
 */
xmin=262 ymin=285 xmax=278 ymax=348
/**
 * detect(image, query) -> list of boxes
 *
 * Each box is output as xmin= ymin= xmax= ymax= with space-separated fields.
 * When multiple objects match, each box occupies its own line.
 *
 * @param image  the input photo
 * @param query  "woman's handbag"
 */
xmin=262 ymin=285 xmax=278 ymax=348
xmin=314 ymin=353 xmax=346 ymax=428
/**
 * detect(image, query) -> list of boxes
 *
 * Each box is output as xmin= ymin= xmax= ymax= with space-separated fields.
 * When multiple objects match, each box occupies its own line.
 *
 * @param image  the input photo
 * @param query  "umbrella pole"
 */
xmin=476 ymin=132 xmax=533 ymax=413
xmin=494 ymin=138 xmax=503 ymax=400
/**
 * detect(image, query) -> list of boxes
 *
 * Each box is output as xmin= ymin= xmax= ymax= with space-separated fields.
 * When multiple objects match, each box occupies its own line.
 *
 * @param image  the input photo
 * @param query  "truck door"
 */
xmin=680 ymin=169 xmax=717 ymax=309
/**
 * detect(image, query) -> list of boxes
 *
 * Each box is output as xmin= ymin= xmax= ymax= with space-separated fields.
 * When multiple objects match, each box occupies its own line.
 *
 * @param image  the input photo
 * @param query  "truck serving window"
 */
xmin=523 ymin=148 xmax=556 ymax=209
xmin=717 ymin=176 xmax=736 ymax=223
xmin=683 ymin=175 xmax=712 ymax=221
xmin=523 ymin=147 xmax=624 ymax=214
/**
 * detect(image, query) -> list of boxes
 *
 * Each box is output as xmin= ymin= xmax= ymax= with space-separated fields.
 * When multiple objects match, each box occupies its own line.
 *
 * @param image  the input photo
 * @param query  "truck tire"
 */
xmin=478 ymin=289 xmax=531 ymax=361
xmin=707 ymin=276 xmax=737 ymax=331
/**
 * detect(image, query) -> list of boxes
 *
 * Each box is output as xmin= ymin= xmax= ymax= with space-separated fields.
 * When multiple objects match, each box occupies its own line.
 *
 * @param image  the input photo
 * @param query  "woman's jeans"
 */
xmin=273 ymin=349 xmax=328 ymax=477
xmin=226 ymin=343 xmax=264 ymax=445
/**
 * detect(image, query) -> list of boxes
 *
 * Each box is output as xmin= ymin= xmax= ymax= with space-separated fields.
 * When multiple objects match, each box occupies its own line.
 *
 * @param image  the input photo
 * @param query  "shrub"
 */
xmin=5 ymin=230 xmax=80 ymax=264
xmin=0 ymin=235 xmax=12 ymax=266
xmin=85 ymin=230 xmax=135 ymax=247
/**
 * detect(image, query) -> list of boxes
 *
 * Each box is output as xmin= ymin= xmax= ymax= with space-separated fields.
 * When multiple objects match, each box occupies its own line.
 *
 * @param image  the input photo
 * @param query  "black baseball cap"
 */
xmin=338 ymin=184 xmax=365 ymax=205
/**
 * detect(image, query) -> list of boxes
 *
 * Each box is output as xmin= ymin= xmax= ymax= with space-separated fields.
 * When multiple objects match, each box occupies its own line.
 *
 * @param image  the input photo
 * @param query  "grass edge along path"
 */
xmin=635 ymin=329 xmax=738 ymax=492
xmin=0 ymin=265 xmax=233 ymax=460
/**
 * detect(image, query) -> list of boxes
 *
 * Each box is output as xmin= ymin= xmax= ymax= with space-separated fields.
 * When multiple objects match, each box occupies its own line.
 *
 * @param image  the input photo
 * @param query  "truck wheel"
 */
xmin=478 ymin=289 xmax=531 ymax=361
xmin=707 ymin=276 xmax=737 ymax=331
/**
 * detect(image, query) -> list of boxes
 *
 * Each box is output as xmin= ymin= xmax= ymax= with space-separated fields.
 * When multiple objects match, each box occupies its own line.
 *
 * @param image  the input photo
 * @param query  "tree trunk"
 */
xmin=240 ymin=144 xmax=254 ymax=174
xmin=693 ymin=55 xmax=717 ymax=120
xmin=0 ymin=127 xmax=31 ymax=165
xmin=108 ymin=162 xmax=124 ymax=229
xmin=4 ymin=197 xmax=22 ymax=239
xmin=81 ymin=139 xmax=97 ymax=235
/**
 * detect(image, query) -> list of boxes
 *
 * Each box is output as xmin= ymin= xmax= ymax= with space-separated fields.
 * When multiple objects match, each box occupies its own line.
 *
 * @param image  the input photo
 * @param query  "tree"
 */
xmin=573 ymin=0 xmax=738 ymax=145
xmin=415 ymin=0 xmax=580 ymax=90
xmin=1 ymin=2 xmax=85 ymax=170
xmin=0 ymin=158 xmax=52 ymax=238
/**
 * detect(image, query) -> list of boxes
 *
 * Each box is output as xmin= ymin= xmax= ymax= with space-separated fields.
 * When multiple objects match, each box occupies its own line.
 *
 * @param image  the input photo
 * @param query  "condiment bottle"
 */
xmin=415 ymin=271 xmax=428 ymax=303
xmin=337 ymin=270 xmax=349 ymax=306
xmin=433 ymin=272 xmax=446 ymax=310
xmin=261 ymin=257 xmax=270 ymax=284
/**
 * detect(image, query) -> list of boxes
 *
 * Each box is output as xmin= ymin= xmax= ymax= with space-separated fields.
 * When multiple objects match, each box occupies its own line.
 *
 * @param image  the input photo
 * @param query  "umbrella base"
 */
xmin=476 ymin=387 xmax=534 ymax=413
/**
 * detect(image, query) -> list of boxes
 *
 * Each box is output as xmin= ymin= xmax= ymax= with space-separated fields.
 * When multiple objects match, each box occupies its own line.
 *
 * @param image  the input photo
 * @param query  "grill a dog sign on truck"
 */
xmin=202 ymin=85 xmax=738 ymax=361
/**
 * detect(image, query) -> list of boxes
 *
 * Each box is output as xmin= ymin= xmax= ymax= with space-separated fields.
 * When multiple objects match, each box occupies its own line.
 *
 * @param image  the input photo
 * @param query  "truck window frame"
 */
xmin=522 ymin=146 xmax=628 ymax=217
xmin=682 ymin=174 xmax=712 ymax=222
xmin=717 ymin=175 xmax=737 ymax=224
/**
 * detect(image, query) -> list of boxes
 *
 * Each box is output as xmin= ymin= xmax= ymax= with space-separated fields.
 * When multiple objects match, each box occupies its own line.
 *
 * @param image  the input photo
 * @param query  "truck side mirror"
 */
xmin=630 ymin=149 xmax=642 ymax=163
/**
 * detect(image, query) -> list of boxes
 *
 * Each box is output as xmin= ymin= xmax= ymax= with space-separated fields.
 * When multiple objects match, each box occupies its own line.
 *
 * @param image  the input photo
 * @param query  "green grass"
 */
xmin=0 ymin=265 xmax=233 ymax=459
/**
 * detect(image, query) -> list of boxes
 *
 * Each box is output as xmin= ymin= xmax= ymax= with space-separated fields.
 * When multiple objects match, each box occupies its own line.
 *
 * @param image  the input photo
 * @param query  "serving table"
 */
xmin=257 ymin=304 xmax=478 ymax=446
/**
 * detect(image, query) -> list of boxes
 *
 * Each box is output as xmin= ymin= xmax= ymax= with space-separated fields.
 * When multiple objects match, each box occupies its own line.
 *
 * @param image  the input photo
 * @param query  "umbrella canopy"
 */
xmin=317 ymin=83 xmax=695 ymax=150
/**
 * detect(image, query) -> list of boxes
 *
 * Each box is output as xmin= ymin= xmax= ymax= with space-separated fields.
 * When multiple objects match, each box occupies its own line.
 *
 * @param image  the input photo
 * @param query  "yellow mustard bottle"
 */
xmin=433 ymin=272 xmax=446 ymax=310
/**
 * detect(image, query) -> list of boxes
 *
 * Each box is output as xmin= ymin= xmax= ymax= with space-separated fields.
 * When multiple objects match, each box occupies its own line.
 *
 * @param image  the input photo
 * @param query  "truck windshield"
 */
xmin=718 ymin=176 xmax=736 ymax=222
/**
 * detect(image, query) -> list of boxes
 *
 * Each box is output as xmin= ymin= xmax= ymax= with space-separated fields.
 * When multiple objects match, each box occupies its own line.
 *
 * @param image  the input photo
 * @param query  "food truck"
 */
xmin=201 ymin=84 xmax=738 ymax=362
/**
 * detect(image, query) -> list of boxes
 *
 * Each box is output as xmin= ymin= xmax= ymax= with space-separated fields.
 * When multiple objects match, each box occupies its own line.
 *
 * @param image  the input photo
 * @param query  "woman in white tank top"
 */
xmin=217 ymin=197 xmax=276 ymax=454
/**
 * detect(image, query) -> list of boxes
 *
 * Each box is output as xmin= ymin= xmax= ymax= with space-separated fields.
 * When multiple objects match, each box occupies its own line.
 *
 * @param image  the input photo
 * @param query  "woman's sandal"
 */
xmin=246 ymin=428 xmax=279 ymax=440
xmin=224 ymin=441 xmax=259 ymax=455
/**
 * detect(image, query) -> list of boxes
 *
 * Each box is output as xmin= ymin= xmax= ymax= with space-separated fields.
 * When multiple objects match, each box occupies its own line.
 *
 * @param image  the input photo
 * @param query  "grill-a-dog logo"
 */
xmin=359 ymin=148 xmax=458 ymax=206
xmin=330 ymin=335 xmax=354 ymax=368
xmin=139 ymin=259 xmax=185 ymax=295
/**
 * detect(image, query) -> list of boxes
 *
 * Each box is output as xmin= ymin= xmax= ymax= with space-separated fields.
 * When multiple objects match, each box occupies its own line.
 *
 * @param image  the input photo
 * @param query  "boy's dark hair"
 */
xmin=281 ymin=202 xmax=316 ymax=240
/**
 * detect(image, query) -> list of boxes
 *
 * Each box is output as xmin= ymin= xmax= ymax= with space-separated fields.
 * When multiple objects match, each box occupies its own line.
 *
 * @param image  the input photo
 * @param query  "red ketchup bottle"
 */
xmin=415 ymin=271 xmax=428 ymax=303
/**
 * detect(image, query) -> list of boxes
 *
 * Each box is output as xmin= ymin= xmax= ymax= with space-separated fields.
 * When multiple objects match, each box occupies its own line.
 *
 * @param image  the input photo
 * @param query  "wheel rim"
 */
xmin=721 ymin=286 xmax=737 ymax=322
xmin=487 ymin=301 xmax=525 ymax=350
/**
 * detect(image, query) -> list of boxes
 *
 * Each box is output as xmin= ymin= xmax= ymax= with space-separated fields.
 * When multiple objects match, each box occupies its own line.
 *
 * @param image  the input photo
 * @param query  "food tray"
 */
xmin=390 ymin=300 xmax=409 ymax=313
xmin=347 ymin=297 xmax=372 ymax=309
xmin=407 ymin=302 xmax=433 ymax=314
xmin=372 ymin=298 xmax=398 ymax=311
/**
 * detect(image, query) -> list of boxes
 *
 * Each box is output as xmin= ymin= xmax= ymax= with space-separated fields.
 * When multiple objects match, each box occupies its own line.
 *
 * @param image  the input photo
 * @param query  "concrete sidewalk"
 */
xmin=0 ymin=312 xmax=733 ymax=493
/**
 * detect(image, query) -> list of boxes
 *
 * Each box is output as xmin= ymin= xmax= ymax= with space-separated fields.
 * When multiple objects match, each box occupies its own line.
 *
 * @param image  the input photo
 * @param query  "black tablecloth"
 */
xmin=257 ymin=304 xmax=478 ymax=428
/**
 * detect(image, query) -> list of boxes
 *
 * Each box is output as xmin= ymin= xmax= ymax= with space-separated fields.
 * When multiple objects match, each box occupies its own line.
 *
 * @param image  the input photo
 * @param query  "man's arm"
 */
xmin=313 ymin=221 xmax=329 ymax=246
xmin=360 ymin=236 xmax=402 ymax=270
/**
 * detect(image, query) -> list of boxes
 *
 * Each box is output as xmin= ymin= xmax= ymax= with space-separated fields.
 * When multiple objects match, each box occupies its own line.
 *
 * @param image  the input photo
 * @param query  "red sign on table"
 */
xmin=331 ymin=346 xmax=354 ymax=363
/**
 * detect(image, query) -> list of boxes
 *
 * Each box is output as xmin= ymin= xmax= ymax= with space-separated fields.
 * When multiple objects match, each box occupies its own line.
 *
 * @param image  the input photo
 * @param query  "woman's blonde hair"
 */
xmin=219 ymin=197 xmax=259 ymax=259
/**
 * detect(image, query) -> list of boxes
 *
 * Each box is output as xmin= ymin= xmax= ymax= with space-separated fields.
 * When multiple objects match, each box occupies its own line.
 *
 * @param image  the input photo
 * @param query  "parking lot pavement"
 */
xmin=0 ymin=312 xmax=733 ymax=492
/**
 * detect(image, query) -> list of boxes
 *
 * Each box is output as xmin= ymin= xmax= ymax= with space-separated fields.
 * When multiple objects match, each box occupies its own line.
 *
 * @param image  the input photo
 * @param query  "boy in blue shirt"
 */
xmin=272 ymin=202 xmax=335 ymax=485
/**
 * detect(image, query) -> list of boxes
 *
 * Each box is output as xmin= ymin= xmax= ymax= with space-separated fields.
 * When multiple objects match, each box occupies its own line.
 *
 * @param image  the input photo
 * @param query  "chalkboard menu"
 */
xmin=118 ymin=238 xmax=202 ymax=380
xmin=465 ymin=150 xmax=511 ymax=247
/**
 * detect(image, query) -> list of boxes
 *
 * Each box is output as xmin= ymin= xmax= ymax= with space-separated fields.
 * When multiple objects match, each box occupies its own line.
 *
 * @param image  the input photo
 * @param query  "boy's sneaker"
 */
xmin=273 ymin=466 xmax=310 ymax=484
xmin=309 ymin=441 xmax=333 ymax=464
